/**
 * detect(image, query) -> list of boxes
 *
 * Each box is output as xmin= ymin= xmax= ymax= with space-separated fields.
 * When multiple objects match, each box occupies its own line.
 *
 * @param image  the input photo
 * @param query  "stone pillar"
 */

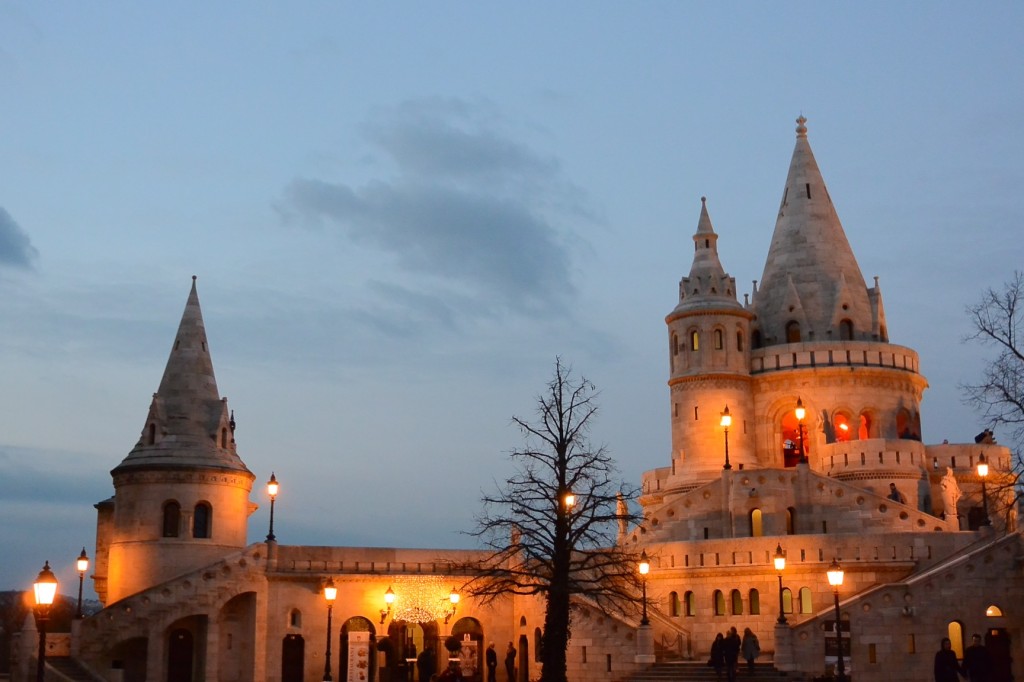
xmin=147 ymin=628 xmax=166 ymax=682
xmin=71 ymin=618 xmax=83 ymax=657
xmin=772 ymin=622 xmax=795 ymax=671
xmin=635 ymin=624 xmax=656 ymax=664
xmin=205 ymin=617 xmax=220 ymax=682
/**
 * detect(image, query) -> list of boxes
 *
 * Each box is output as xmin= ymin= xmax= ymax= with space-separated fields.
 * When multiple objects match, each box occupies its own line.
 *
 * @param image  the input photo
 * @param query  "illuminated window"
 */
xmin=669 ymin=592 xmax=680 ymax=617
xmin=750 ymin=509 xmax=763 ymax=537
xmin=833 ymin=413 xmax=853 ymax=442
xmin=731 ymin=589 xmax=743 ymax=615
xmin=748 ymin=589 xmax=760 ymax=615
xmin=986 ymin=605 xmax=1003 ymax=617
xmin=691 ymin=330 xmax=700 ymax=351
xmin=713 ymin=590 xmax=726 ymax=616
xmin=684 ymin=591 xmax=696 ymax=617
xmin=947 ymin=621 xmax=965 ymax=659
xmin=799 ymin=587 xmax=813 ymax=614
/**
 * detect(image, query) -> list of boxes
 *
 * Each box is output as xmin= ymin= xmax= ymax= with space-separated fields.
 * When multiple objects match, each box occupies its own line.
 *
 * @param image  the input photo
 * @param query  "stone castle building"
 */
xmin=13 ymin=118 xmax=1023 ymax=682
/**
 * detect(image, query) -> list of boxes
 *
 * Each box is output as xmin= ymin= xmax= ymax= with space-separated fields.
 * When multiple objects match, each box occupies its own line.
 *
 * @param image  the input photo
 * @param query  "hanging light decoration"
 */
xmin=389 ymin=576 xmax=463 ymax=624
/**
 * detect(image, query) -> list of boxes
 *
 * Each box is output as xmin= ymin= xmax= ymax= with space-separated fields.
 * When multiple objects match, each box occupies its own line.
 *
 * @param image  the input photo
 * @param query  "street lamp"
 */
xmin=380 ymin=585 xmax=395 ymax=624
xmin=773 ymin=544 xmax=787 ymax=625
xmin=33 ymin=561 xmax=58 ymax=682
xmin=826 ymin=559 xmax=848 ymax=682
xmin=977 ymin=453 xmax=991 ymax=526
xmin=323 ymin=578 xmax=337 ymax=682
xmin=720 ymin=406 xmax=732 ymax=470
xmin=76 ymin=548 xmax=89 ymax=619
xmin=266 ymin=472 xmax=279 ymax=542
xmin=795 ymin=398 xmax=808 ymax=464
xmin=638 ymin=550 xmax=650 ymax=626
xmin=444 ymin=587 xmax=460 ymax=625
xmin=562 ymin=490 xmax=576 ymax=511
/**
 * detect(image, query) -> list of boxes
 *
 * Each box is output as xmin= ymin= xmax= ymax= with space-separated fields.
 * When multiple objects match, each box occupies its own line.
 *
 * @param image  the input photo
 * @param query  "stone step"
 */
xmin=47 ymin=656 xmax=103 ymax=681
xmin=623 ymin=661 xmax=808 ymax=682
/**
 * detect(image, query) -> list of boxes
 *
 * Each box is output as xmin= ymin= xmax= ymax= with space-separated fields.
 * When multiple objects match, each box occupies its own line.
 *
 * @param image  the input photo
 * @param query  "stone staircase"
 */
xmin=624 ymin=661 xmax=810 ymax=681
xmin=46 ymin=656 xmax=103 ymax=681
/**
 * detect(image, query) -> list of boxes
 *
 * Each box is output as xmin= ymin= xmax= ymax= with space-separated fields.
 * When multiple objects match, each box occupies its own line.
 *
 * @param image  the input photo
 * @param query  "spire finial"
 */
xmin=192 ymin=275 xmax=197 ymax=282
xmin=796 ymin=115 xmax=808 ymax=138
xmin=701 ymin=196 xmax=707 ymax=205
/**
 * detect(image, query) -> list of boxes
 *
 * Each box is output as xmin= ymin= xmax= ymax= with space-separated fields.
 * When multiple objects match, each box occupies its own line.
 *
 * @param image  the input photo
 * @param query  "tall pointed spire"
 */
xmin=751 ymin=117 xmax=876 ymax=345
xmin=672 ymin=197 xmax=742 ymax=313
xmin=113 ymin=277 xmax=250 ymax=475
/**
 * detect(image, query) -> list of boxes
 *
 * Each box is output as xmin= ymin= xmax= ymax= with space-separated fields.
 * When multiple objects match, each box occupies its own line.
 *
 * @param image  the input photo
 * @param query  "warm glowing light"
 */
xmin=795 ymin=398 xmax=806 ymax=422
xmin=826 ymin=559 xmax=844 ymax=588
xmin=33 ymin=562 xmax=58 ymax=607
xmin=720 ymin=406 xmax=732 ymax=429
xmin=449 ymin=588 xmax=460 ymax=605
xmin=638 ymin=550 xmax=650 ymax=576
xmin=977 ymin=453 xmax=989 ymax=478
xmin=384 ymin=586 xmax=395 ymax=605
xmin=773 ymin=544 xmax=786 ymax=572
xmin=267 ymin=472 xmax=279 ymax=498
xmin=323 ymin=578 xmax=337 ymax=603
xmin=563 ymin=492 xmax=576 ymax=509
xmin=986 ymin=604 xmax=1003 ymax=617
xmin=77 ymin=548 xmax=89 ymax=574
xmin=839 ymin=423 xmax=849 ymax=431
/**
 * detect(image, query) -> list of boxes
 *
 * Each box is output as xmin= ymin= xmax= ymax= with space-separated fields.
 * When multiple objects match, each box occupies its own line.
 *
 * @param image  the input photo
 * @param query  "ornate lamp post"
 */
xmin=444 ymin=587 xmax=460 ymax=624
xmin=380 ymin=586 xmax=395 ymax=624
xmin=638 ymin=550 xmax=650 ymax=625
xmin=76 ymin=548 xmax=89 ymax=619
xmin=826 ymin=559 xmax=848 ymax=682
xmin=266 ymin=472 xmax=279 ymax=542
xmin=33 ymin=561 xmax=58 ymax=682
xmin=977 ymin=453 xmax=991 ymax=526
xmin=773 ymin=544 xmax=787 ymax=625
xmin=795 ymin=398 xmax=808 ymax=464
xmin=720 ymin=406 xmax=732 ymax=470
xmin=323 ymin=577 xmax=337 ymax=682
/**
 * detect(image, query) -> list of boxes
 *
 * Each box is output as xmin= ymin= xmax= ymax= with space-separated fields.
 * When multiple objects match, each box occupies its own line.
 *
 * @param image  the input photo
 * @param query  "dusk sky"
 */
xmin=1 ymin=3 xmax=1021 ymax=599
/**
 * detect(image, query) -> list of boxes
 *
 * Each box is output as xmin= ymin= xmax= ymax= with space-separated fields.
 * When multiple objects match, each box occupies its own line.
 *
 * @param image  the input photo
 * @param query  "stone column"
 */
xmin=772 ymin=622 xmax=795 ymax=671
xmin=635 ymin=624 xmax=656 ymax=664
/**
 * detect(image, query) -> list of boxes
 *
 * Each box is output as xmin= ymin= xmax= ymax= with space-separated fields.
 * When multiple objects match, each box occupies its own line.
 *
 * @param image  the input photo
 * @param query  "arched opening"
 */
xmin=736 ymin=330 xmax=744 ymax=352
xmin=714 ymin=329 xmax=724 ymax=350
xmin=947 ymin=621 xmax=965 ymax=659
xmin=341 ymin=617 xmax=380 ymax=682
xmin=781 ymin=588 xmax=793 ymax=614
xmin=690 ymin=330 xmax=700 ymax=351
xmin=167 ymin=628 xmax=194 ymax=682
xmin=281 ymin=634 xmax=304 ymax=682
xmin=162 ymin=501 xmax=181 ymax=538
xmin=193 ymin=502 xmax=211 ymax=539
xmin=839 ymin=319 xmax=854 ymax=340
xmin=684 ymin=591 xmax=696 ymax=617
xmin=451 ymin=618 xmax=484 ymax=679
xmin=713 ymin=590 xmax=726 ymax=616
xmin=752 ymin=329 xmax=762 ymax=349
xmin=518 ymin=634 xmax=529 ymax=682
xmin=786 ymin=507 xmax=796 ymax=535
xmin=986 ymin=604 xmax=1004 ymax=617
xmin=786 ymin=321 xmax=801 ymax=343
xmin=833 ymin=412 xmax=853 ymax=443
xmin=748 ymin=589 xmax=760 ymax=615
xmin=672 ymin=333 xmax=679 ymax=355
xmin=731 ymin=589 xmax=743 ymax=615
xmin=858 ymin=411 xmax=875 ymax=440
xmin=289 ymin=609 xmax=301 ymax=628
xmin=897 ymin=408 xmax=913 ymax=439
xmin=799 ymin=587 xmax=813 ymax=614
xmin=533 ymin=627 xmax=542 ymax=663
xmin=669 ymin=591 xmax=680 ymax=617
xmin=780 ymin=412 xmax=804 ymax=468
xmin=749 ymin=509 xmax=763 ymax=537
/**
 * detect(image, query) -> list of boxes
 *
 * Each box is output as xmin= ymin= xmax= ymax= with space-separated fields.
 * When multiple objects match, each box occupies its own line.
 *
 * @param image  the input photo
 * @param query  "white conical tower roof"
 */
xmin=671 ymin=197 xmax=742 ymax=314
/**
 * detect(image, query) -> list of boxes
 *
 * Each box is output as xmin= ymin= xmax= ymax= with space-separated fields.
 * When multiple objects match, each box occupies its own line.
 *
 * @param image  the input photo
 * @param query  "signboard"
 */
xmin=347 ymin=631 xmax=371 ymax=682
xmin=459 ymin=636 xmax=478 ymax=678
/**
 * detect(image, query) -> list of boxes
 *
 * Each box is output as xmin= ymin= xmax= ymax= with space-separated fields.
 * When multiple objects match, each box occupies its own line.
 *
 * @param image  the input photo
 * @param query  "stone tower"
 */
xmin=665 ymin=197 xmax=755 ymax=484
xmin=93 ymin=277 xmax=255 ymax=604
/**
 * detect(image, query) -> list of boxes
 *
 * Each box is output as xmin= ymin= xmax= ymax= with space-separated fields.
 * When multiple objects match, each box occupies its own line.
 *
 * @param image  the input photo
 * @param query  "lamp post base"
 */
xmin=635 ymin=624 xmax=656 ymax=664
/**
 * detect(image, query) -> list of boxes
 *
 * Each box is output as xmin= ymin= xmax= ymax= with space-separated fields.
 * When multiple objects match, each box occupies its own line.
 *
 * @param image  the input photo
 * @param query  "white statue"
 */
xmin=616 ymin=493 xmax=629 ymax=543
xmin=940 ymin=467 xmax=962 ymax=521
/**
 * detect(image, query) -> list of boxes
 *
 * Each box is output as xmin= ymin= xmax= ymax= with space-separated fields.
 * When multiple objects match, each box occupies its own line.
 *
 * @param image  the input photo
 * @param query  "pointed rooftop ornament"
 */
xmin=672 ymin=197 xmax=742 ymax=314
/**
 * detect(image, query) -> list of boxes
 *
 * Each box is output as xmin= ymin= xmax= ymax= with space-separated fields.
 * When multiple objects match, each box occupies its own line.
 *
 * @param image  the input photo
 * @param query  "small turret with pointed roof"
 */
xmin=751 ymin=116 xmax=881 ymax=346
xmin=113 ymin=276 xmax=251 ymax=476
xmin=672 ymin=197 xmax=743 ymax=314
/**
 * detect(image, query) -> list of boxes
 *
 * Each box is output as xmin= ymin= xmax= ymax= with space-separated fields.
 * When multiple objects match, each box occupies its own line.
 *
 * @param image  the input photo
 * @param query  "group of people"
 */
xmin=708 ymin=627 xmax=760 ymax=681
xmin=935 ymin=634 xmax=993 ymax=682
xmin=438 ymin=641 xmax=516 ymax=682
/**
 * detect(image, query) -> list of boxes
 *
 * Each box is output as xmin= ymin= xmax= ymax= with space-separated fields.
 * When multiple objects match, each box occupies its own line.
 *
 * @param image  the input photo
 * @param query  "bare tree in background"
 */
xmin=463 ymin=358 xmax=642 ymax=682
xmin=962 ymin=271 xmax=1024 ymax=519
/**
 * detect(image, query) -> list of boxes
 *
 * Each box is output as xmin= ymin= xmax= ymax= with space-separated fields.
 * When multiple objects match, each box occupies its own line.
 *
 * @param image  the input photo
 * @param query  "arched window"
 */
xmin=786 ymin=321 xmax=801 ymax=343
xmin=833 ymin=412 xmax=853 ymax=443
xmin=731 ymin=589 xmax=743 ymax=615
xmin=736 ymin=331 xmax=744 ymax=352
xmin=781 ymin=588 xmax=793 ymax=614
xmin=780 ymin=412 xmax=805 ymax=467
xmin=684 ymin=591 xmax=696 ymax=617
xmin=748 ymin=589 xmax=760 ymax=615
xmin=690 ymin=330 xmax=700 ymax=351
xmin=839 ymin=319 xmax=854 ymax=340
xmin=672 ymin=333 xmax=679 ymax=356
xmin=534 ymin=628 xmax=543 ymax=662
xmin=897 ymin=408 xmax=913 ymax=439
xmin=985 ymin=605 xmax=1003 ymax=617
xmin=749 ymin=509 xmax=763 ymax=537
xmin=799 ymin=587 xmax=813 ymax=614
xmin=858 ymin=412 xmax=874 ymax=440
xmin=289 ymin=609 xmax=302 ymax=628
xmin=714 ymin=329 xmax=724 ymax=350
xmin=669 ymin=592 xmax=680 ymax=617
xmin=147 ymin=423 xmax=157 ymax=445
xmin=786 ymin=507 xmax=796 ymax=535
xmin=751 ymin=330 xmax=762 ymax=349
xmin=947 ymin=621 xmax=965 ymax=659
xmin=193 ymin=502 xmax=212 ymax=539
xmin=162 ymin=501 xmax=181 ymax=538
xmin=713 ymin=590 xmax=726 ymax=616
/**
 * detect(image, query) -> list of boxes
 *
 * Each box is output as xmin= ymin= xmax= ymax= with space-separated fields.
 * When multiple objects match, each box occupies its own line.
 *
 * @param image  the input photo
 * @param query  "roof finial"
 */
xmin=796 ymin=115 xmax=808 ymax=138
xmin=701 ymin=196 xmax=707 ymax=205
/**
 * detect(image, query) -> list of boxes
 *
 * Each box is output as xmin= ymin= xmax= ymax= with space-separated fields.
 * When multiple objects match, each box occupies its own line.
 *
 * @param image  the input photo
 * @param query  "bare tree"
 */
xmin=962 ymin=271 xmax=1024 ymax=519
xmin=463 ymin=358 xmax=642 ymax=682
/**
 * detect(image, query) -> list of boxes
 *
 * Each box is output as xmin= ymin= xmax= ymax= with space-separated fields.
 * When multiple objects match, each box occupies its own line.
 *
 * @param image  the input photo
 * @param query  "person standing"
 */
xmin=723 ymin=627 xmax=741 ymax=682
xmin=963 ymin=634 xmax=992 ymax=682
xmin=741 ymin=627 xmax=760 ymax=674
xmin=708 ymin=633 xmax=725 ymax=681
xmin=504 ymin=642 xmax=516 ymax=682
xmin=934 ymin=637 xmax=965 ymax=682
xmin=486 ymin=642 xmax=498 ymax=682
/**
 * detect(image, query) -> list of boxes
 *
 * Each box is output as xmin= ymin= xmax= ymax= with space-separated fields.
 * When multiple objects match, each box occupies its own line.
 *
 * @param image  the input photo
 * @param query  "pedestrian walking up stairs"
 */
xmin=623 ymin=660 xmax=811 ymax=682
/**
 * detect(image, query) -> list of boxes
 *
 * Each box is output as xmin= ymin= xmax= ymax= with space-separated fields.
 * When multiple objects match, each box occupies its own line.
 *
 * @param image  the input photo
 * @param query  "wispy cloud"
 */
xmin=0 ymin=207 xmax=38 ymax=268
xmin=280 ymin=98 xmax=592 ymax=319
